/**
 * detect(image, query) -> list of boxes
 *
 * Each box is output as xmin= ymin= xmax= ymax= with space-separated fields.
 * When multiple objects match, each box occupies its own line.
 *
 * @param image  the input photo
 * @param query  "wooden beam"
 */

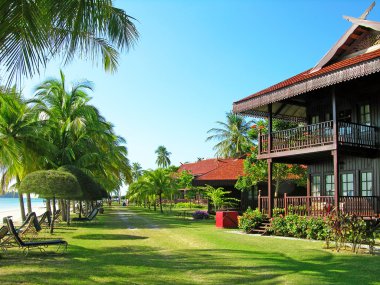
xmin=267 ymin=158 xmax=273 ymax=218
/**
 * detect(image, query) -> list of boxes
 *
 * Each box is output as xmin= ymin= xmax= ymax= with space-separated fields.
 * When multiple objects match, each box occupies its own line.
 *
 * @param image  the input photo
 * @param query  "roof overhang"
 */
xmin=233 ymin=56 xmax=380 ymax=119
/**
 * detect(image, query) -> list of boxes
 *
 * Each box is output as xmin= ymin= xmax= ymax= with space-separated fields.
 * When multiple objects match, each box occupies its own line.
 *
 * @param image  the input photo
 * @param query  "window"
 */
xmin=341 ymin=173 xmax=354 ymax=196
xmin=325 ymin=175 xmax=335 ymax=196
xmin=311 ymin=175 xmax=321 ymax=196
xmin=359 ymin=104 xmax=371 ymax=125
xmin=311 ymin=115 xmax=319 ymax=124
xmin=361 ymin=172 xmax=373 ymax=196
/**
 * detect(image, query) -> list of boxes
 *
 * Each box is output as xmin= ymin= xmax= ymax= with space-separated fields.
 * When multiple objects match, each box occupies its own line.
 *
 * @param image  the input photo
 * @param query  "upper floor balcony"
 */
xmin=258 ymin=120 xmax=379 ymax=159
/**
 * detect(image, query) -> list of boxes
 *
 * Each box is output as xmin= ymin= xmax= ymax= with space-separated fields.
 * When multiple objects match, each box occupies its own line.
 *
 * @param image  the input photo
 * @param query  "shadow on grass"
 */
xmin=1 ymin=206 xmax=378 ymax=285
xmin=72 ymin=234 xmax=148 ymax=240
xmin=1 ymin=244 xmax=379 ymax=285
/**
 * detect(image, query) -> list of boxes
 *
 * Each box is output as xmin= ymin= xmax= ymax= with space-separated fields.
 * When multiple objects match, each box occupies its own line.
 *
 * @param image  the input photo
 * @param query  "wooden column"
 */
xmin=268 ymin=103 xmax=273 ymax=152
xmin=306 ymin=174 xmax=311 ymax=215
xmin=268 ymin=158 xmax=273 ymax=218
xmin=332 ymin=88 xmax=340 ymax=215
xmin=267 ymin=104 xmax=273 ymax=218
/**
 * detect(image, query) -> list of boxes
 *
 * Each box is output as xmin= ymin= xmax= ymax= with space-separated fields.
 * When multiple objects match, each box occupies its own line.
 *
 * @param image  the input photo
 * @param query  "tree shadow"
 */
xmin=72 ymin=234 xmax=148 ymax=240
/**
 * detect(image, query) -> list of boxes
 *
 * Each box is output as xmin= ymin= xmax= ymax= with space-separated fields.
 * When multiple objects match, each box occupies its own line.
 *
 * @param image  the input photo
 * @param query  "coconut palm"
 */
xmin=0 ymin=88 xmax=51 ymax=220
xmin=33 ymin=71 xmax=131 ymax=200
xmin=206 ymin=112 xmax=253 ymax=158
xmin=131 ymin=162 xmax=143 ymax=181
xmin=155 ymin=145 xmax=171 ymax=168
xmin=0 ymin=0 xmax=139 ymax=85
xmin=145 ymin=169 xmax=175 ymax=213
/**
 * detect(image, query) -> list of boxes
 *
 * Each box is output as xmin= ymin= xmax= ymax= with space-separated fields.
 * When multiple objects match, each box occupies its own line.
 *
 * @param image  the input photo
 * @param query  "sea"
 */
xmin=0 ymin=197 xmax=46 ymax=222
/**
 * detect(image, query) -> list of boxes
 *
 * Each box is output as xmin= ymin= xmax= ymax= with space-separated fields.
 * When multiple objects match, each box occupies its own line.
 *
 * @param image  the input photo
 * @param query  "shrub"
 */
xmin=192 ymin=210 xmax=209 ymax=220
xmin=238 ymin=207 xmax=266 ymax=233
xmin=272 ymin=208 xmax=285 ymax=217
xmin=175 ymin=202 xmax=203 ymax=209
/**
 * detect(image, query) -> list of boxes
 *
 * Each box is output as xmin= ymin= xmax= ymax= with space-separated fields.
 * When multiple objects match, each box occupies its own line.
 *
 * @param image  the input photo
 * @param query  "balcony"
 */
xmin=258 ymin=194 xmax=380 ymax=218
xmin=259 ymin=121 xmax=378 ymax=158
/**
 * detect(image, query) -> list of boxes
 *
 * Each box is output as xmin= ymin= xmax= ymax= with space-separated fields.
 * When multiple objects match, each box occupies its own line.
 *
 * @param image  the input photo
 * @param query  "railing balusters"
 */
xmin=258 ymin=120 xmax=378 ymax=155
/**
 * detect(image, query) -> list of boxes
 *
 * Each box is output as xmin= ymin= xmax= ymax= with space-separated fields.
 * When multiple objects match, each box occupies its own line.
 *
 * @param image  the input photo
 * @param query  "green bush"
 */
xmin=174 ymin=202 xmax=203 ymax=209
xmin=238 ymin=207 xmax=266 ymax=233
xmin=269 ymin=214 xmax=327 ymax=240
xmin=272 ymin=208 xmax=285 ymax=217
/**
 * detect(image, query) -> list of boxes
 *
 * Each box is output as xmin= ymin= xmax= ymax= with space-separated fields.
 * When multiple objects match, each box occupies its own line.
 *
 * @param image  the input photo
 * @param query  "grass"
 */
xmin=0 ymin=206 xmax=379 ymax=285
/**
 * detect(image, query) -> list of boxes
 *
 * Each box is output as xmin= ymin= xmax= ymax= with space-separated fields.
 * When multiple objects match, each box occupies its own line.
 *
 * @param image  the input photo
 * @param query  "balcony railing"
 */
xmin=258 ymin=195 xmax=380 ymax=217
xmin=259 ymin=121 xmax=378 ymax=154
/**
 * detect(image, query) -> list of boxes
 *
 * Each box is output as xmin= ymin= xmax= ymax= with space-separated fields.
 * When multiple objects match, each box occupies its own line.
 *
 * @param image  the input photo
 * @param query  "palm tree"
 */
xmin=131 ymin=162 xmax=143 ymax=181
xmin=155 ymin=146 xmax=171 ymax=168
xmin=0 ymin=0 xmax=139 ymax=85
xmin=206 ymin=112 xmax=253 ymax=158
xmin=33 ymin=71 xmax=132 ymax=218
xmin=145 ymin=168 xmax=175 ymax=213
xmin=0 ymin=88 xmax=51 ymax=220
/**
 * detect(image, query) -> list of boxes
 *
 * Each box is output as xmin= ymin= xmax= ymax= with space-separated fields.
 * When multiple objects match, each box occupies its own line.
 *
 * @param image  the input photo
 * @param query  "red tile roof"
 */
xmin=178 ymin=158 xmax=244 ymax=181
xmin=235 ymin=49 xmax=380 ymax=104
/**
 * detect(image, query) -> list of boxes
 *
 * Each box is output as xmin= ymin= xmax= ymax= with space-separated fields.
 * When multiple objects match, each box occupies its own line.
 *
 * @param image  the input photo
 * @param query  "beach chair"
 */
xmin=37 ymin=211 xmax=52 ymax=228
xmin=72 ymin=208 xmax=99 ymax=222
xmin=6 ymin=217 xmax=67 ymax=256
xmin=0 ymin=225 xmax=14 ymax=253
xmin=16 ymin=212 xmax=42 ymax=238
xmin=52 ymin=209 xmax=62 ymax=223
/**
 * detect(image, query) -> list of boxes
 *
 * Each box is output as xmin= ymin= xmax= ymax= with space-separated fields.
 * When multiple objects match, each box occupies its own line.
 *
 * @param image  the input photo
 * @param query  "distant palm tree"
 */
xmin=206 ymin=112 xmax=252 ymax=158
xmin=155 ymin=146 xmax=171 ymax=168
xmin=131 ymin=162 xmax=143 ymax=181
xmin=0 ymin=0 xmax=139 ymax=85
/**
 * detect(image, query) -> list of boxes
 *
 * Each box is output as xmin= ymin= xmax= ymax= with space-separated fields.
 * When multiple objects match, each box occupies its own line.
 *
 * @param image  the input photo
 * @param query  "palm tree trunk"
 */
xmin=66 ymin=199 xmax=70 ymax=226
xmin=26 ymin=193 xmax=32 ymax=214
xmin=50 ymin=196 xmax=56 ymax=234
xmin=79 ymin=201 xmax=82 ymax=218
xmin=46 ymin=199 xmax=51 ymax=213
xmin=159 ymin=193 xmax=163 ymax=213
xmin=18 ymin=191 xmax=26 ymax=221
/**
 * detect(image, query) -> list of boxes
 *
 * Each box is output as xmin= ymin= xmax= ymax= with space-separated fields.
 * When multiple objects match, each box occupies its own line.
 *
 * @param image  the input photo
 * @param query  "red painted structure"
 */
xmin=215 ymin=211 xmax=239 ymax=228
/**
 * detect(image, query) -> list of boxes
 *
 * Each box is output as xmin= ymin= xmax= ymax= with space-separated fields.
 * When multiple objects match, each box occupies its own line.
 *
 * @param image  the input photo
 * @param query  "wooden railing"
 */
xmin=259 ymin=121 xmax=378 ymax=154
xmin=258 ymin=195 xmax=380 ymax=217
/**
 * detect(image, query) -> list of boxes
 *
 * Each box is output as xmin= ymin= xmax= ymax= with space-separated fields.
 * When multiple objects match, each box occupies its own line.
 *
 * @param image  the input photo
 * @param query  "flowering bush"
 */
xmin=192 ymin=210 xmax=209 ymax=220
xmin=238 ymin=207 xmax=266 ymax=233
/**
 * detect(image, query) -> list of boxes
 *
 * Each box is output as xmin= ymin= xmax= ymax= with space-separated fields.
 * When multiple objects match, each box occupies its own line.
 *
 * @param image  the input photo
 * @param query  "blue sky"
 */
xmin=21 ymin=0 xmax=379 ymax=174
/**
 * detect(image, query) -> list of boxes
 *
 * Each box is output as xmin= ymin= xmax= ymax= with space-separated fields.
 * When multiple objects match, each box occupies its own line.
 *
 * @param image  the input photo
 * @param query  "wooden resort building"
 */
xmin=233 ymin=3 xmax=380 ymax=218
xmin=178 ymin=158 xmax=244 ymax=211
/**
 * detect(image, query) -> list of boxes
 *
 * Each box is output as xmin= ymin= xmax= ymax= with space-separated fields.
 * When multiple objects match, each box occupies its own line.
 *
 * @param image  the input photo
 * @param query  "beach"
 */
xmin=0 ymin=198 xmax=46 ymax=224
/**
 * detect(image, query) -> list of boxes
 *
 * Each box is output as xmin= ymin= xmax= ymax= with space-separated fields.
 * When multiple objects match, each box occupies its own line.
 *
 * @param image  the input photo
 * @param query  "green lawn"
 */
xmin=1 ymin=206 xmax=379 ymax=285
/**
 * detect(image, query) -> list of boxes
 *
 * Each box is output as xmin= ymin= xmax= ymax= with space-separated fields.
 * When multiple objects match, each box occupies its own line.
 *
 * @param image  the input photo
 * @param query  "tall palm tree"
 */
xmin=0 ymin=88 xmax=51 ymax=220
xmin=145 ymin=168 xmax=175 ymax=213
xmin=155 ymin=145 xmax=171 ymax=168
xmin=131 ymin=162 xmax=143 ymax=181
xmin=33 ymin=70 xmax=131 ymax=198
xmin=0 ymin=0 xmax=139 ymax=85
xmin=206 ymin=112 xmax=253 ymax=158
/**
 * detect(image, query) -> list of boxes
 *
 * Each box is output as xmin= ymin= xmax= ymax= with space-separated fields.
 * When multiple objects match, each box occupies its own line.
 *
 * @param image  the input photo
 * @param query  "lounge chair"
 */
xmin=16 ymin=212 xmax=42 ymax=238
xmin=0 ymin=225 xmax=14 ymax=253
xmin=37 ymin=211 xmax=52 ymax=227
xmin=52 ymin=209 xmax=62 ymax=223
xmin=6 ymin=217 xmax=67 ymax=256
xmin=72 ymin=208 xmax=99 ymax=222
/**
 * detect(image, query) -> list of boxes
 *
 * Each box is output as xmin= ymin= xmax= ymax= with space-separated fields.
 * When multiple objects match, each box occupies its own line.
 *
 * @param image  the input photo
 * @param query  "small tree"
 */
xmin=20 ymin=170 xmax=82 ymax=233
xmin=203 ymin=185 xmax=239 ymax=211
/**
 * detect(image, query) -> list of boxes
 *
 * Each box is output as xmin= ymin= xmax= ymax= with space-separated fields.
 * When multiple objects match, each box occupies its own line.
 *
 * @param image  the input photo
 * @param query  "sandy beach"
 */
xmin=0 ymin=206 xmax=46 ymax=224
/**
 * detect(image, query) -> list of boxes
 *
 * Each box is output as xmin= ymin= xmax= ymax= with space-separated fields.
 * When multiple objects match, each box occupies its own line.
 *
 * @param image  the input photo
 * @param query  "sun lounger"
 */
xmin=6 ymin=217 xmax=67 ymax=256
xmin=37 ymin=211 xmax=52 ymax=227
xmin=72 ymin=208 xmax=99 ymax=222
xmin=16 ymin=212 xmax=42 ymax=238
xmin=0 ymin=225 xmax=14 ymax=253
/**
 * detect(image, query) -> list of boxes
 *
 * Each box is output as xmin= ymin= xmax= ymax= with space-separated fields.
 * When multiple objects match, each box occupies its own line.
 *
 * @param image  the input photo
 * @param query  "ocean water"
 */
xmin=0 ymin=198 xmax=46 ymax=218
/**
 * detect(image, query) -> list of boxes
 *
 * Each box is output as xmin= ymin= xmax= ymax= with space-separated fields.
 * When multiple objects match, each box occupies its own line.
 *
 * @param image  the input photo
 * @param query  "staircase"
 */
xmin=250 ymin=218 xmax=271 ymax=235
